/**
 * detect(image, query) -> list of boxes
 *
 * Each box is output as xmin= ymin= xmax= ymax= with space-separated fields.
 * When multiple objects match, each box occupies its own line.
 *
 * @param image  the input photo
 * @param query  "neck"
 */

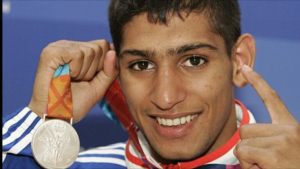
xmin=204 ymin=102 xmax=237 ymax=155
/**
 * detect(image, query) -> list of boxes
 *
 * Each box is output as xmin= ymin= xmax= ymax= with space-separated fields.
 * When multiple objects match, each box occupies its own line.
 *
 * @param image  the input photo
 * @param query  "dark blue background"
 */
xmin=3 ymin=0 xmax=300 ymax=150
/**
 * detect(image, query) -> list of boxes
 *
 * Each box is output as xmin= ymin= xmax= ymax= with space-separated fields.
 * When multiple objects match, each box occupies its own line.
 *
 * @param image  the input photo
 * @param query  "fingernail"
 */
xmin=242 ymin=65 xmax=253 ymax=72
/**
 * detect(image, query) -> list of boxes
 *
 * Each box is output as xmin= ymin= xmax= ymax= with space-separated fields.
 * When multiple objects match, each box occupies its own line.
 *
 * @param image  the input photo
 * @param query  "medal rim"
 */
xmin=32 ymin=119 xmax=80 ymax=169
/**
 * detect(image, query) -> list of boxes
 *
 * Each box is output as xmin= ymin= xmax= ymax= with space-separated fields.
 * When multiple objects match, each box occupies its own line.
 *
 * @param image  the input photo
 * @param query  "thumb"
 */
xmin=103 ymin=50 xmax=119 ymax=79
xmin=92 ymin=50 xmax=119 ymax=100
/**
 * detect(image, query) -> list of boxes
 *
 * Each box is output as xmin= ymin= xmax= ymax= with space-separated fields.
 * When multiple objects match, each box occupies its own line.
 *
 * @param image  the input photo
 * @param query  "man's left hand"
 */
xmin=234 ymin=65 xmax=300 ymax=169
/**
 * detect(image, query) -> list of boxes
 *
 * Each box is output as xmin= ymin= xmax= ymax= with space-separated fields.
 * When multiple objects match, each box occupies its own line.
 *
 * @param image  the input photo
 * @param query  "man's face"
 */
xmin=118 ymin=12 xmax=237 ymax=162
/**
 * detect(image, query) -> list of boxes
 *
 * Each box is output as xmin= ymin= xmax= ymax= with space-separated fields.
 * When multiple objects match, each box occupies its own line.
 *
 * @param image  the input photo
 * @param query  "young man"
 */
xmin=3 ymin=0 xmax=300 ymax=168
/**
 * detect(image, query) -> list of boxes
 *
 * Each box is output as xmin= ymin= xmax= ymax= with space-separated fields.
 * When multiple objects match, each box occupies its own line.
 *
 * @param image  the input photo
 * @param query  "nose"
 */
xmin=150 ymin=68 xmax=186 ymax=110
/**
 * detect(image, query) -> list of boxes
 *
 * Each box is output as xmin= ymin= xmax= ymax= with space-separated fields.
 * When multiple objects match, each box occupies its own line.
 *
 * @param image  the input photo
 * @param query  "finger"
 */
xmin=47 ymin=41 xmax=86 ymax=79
xmin=73 ymin=45 xmax=96 ymax=80
xmin=75 ymin=42 xmax=102 ymax=80
xmin=234 ymin=145 xmax=257 ymax=169
xmin=240 ymin=65 xmax=298 ymax=125
xmin=110 ymin=44 xmax=115 ymax=50
xmin=240 ymin=123 xmax=295 ymax=139
xmin=103 ymin=50 xmax=119 ymax=78
xmin=83 ymin=52 xmax=100 ymax=81
xmin=91 ymin=50 xmax=119 ymax=100
xmin=234 ymin=145 xmax=266 ymax=169
xmin=40 ymin=44 xmax=85 ymax=79
xmin=89 ymin=40 xmax=111 ymax=71
xmin=249 ymin=164 xmax=261 ymax=169
xmin=52 ymin=41 xmax=102 ymax=81
xmin=238 ymin=136 xmax=281 ymax=149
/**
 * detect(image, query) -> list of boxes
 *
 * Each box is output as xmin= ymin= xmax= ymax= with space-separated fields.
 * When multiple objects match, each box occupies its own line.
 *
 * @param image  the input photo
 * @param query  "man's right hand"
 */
xmin=28 ymin=40 xmax=118 ymax=123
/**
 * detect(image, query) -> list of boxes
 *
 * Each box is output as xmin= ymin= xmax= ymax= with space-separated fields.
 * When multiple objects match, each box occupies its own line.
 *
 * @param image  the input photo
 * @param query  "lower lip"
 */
xmin=151 ymin=115 xmax=200 ymax=139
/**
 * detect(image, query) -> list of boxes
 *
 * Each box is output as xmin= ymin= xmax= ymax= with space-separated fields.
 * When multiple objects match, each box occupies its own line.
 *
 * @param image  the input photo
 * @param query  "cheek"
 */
xmin=204 ymin=84 xmax=213 ymax=90
xmin=119 ymin=76 xmax=150 ymax=115
xmin=190 ymin=74 xmax=231 ymax=98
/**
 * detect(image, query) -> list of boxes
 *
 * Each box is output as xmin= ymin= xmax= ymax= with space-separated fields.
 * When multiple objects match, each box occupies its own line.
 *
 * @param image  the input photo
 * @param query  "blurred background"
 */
xmin=3 ymin=0 xmax=300 ymax=150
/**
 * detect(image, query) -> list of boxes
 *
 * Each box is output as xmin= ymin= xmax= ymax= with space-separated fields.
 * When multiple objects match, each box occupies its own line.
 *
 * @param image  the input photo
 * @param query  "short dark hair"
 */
xmin=108 ymin=0 xmax=241 ymax=57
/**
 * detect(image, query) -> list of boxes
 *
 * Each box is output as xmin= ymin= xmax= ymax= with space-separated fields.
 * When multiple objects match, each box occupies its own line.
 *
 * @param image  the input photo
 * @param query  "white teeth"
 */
xmin=162 ymin=118 xmax=166 ymax=125
xmin=180 ymin=117 xmax=186 ymax=124
xmin=173 ymin=118 xmax=180 ymax=126
xmin=166 ymin=119 xmax=173 ymax=126
xmin=186 ymin=115 xmax=191 ymax=123
xmin=192 ymin=114 xmax=197 ymax=120
xmin=156 ymin=114 xmax=198 ymax=127
xmin=157 ymin=117 xmax=162 ymax=125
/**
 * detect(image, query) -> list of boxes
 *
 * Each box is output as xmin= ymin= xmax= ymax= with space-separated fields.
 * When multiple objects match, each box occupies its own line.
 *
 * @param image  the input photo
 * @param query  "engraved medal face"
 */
xmin=32 ymin=119 xmax=80 ymax=169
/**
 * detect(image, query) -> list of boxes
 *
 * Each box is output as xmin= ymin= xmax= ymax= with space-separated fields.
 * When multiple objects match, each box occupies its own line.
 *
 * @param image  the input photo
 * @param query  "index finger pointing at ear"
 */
xmin=240 ymin=65 xmax=298 ymax=125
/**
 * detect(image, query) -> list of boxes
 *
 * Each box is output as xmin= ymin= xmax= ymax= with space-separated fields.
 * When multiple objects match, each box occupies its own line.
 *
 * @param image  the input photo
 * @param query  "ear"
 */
xmin=232 ymin=33 xmax=256 ymax=88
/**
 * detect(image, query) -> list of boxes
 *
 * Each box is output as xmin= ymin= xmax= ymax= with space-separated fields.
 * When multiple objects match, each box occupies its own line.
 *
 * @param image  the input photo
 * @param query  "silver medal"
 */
xmin=32 ymin=119 xmax=80 ymax=169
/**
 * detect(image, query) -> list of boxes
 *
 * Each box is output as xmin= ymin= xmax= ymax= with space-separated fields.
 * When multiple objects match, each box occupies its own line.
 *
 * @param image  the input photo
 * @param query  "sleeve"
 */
xmin=70 ymin=142 xmax=127 ymax=169
xmin=2 ymin=107 xmax=43 ymax=169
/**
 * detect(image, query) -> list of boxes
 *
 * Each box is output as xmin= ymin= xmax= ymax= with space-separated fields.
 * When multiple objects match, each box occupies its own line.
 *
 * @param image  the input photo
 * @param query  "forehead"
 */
xmin=121 ymin=12 xmax=225 ymax=53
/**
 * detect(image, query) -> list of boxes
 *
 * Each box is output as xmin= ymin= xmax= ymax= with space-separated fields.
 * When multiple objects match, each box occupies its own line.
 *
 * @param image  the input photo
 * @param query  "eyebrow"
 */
xmin=174 ymin=43 xmax=218 ymax=55
xmin=119 ymin=42 xmax=218 ymax=58
xmin=119 ymin=49 xmax=151 ymax=58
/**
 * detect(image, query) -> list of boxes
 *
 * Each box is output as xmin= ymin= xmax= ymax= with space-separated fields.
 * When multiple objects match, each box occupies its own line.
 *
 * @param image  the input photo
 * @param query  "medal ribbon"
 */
xmin=104 ymin=79 xmax=145 ymax=156
xmin=47 ymin=64 xmax=73 ymax=120
xmin=46 ymin=64 xmax=141 ymax=154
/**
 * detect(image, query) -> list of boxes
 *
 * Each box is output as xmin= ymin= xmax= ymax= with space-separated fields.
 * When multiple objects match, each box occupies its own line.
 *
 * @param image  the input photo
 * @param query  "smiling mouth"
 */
xmin=156 ymin=114 xmax=199 ymax=127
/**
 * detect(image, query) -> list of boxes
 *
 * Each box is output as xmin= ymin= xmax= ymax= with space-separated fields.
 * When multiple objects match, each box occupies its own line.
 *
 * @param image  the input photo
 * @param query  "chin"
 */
xmin=152 ymin=144 xmax=207 ymax=163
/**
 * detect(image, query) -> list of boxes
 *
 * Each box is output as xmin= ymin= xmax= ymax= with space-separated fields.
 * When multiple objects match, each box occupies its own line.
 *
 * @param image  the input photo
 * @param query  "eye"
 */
xmin=130 ymin=61 xmax=155 ymax=71
xmin=182 ymin=56 xmax=206 ymax=67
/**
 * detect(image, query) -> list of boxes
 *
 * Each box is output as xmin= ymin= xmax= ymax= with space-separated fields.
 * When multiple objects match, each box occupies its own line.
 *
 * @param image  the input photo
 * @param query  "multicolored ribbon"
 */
xmin=47 ymin=65 xmax=142 ymax=155
xmin=47 ymin=64 xmax=73 ymax=120
xmin=100 ymin=79 xmax=145 ymax=156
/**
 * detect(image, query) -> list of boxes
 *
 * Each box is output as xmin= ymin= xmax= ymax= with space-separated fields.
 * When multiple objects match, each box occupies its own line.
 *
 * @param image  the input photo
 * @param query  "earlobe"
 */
xmin=232 ymin=34 xmax=256 ymax=88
